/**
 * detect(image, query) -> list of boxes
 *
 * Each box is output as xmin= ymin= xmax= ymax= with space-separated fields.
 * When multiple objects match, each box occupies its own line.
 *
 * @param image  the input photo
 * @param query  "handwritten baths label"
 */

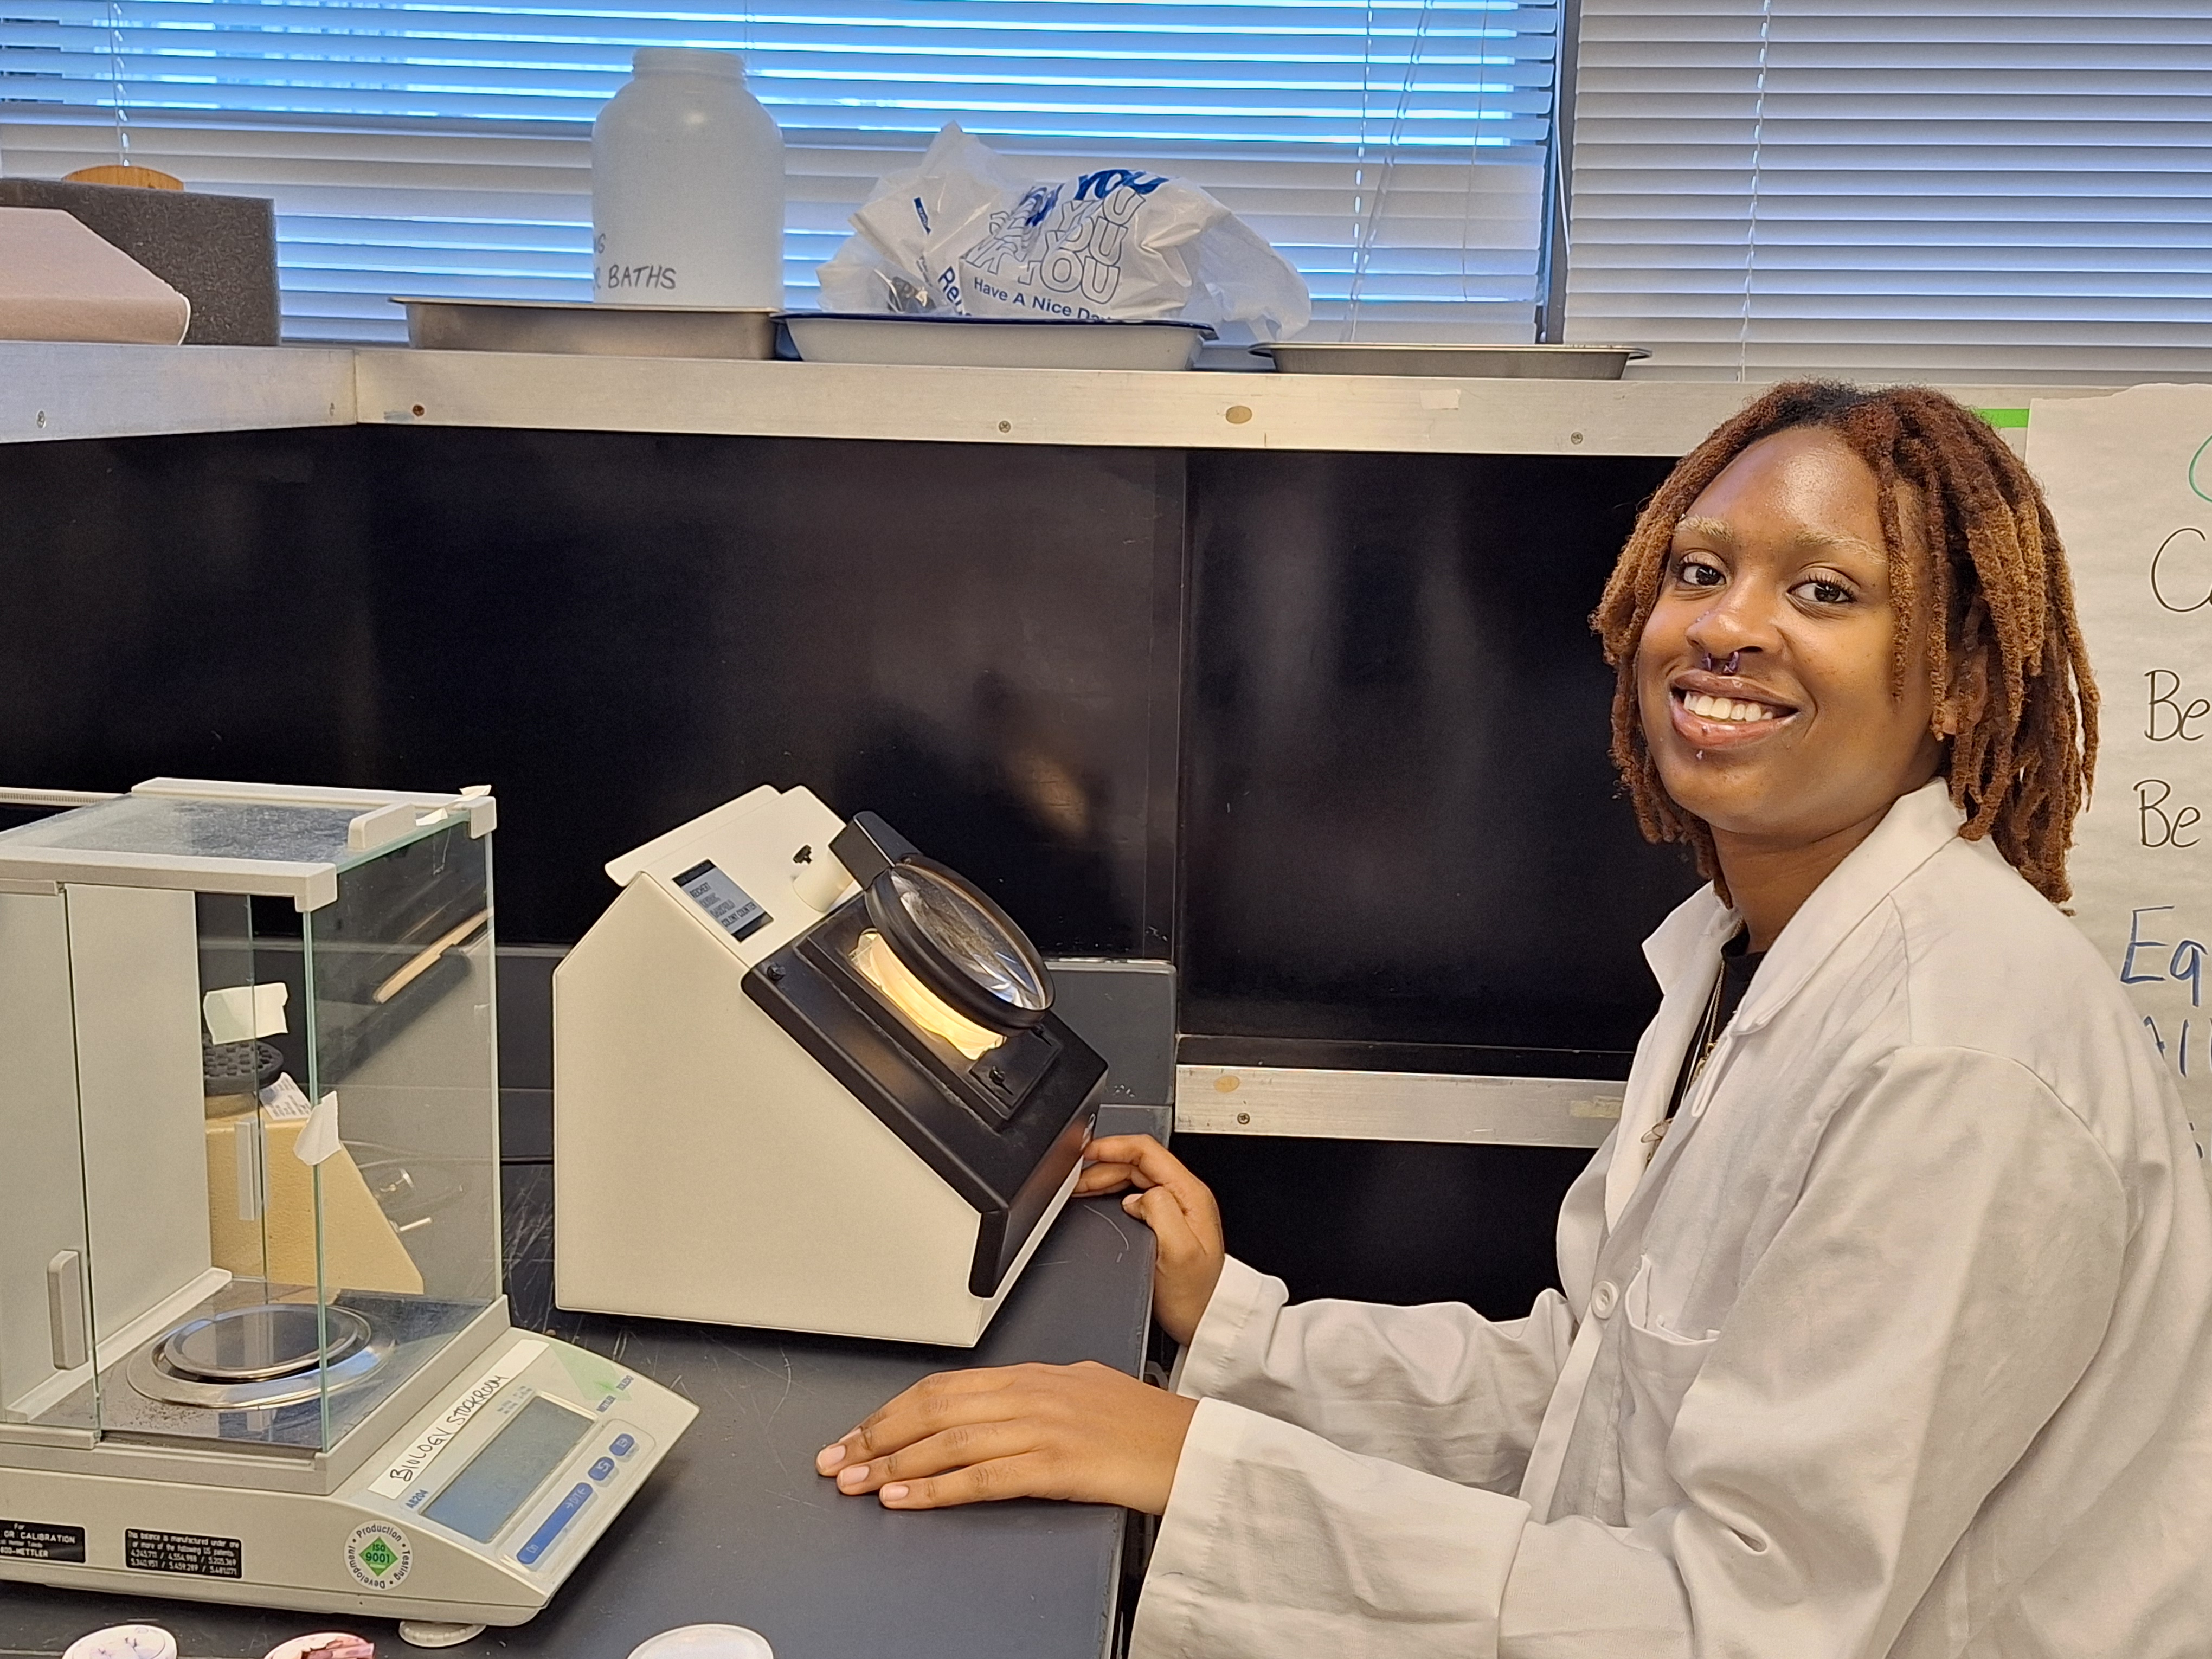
xmin=2029 ymin=387 xmax=2212 ymax=1172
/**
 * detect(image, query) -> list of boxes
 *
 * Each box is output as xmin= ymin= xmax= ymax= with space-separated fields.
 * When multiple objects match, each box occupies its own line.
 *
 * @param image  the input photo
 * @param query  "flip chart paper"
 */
xmin=2029 ymin=385 xmax=2212 ymax=1171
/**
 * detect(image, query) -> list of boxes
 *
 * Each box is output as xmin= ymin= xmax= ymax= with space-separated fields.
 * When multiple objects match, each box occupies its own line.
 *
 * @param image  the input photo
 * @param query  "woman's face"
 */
xmin=1634 ymin=426 xmax=1948 ymax=852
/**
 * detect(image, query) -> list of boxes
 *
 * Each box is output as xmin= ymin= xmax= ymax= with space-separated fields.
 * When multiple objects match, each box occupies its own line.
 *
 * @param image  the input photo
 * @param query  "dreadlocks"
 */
xmin=1591 ymin=381 xmax=2098 ymax=904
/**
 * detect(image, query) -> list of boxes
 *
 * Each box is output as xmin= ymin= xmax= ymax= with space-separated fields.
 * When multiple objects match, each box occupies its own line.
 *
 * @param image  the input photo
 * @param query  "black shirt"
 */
xmin=1664 ymin=927 xmax=1765 ymax=1123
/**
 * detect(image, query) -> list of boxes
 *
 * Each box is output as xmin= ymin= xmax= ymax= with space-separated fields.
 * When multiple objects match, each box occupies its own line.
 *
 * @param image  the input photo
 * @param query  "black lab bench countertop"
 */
xmin=0 ymin=1118 xmax=1158 ymax=1659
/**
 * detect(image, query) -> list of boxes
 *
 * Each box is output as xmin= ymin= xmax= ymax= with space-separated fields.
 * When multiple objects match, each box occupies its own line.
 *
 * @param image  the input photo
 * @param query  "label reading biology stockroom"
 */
xmin=126 ymin=1527 xmax=242 ymax=1578
xmin=0 ymin=1518 xmax=86 ymax=1562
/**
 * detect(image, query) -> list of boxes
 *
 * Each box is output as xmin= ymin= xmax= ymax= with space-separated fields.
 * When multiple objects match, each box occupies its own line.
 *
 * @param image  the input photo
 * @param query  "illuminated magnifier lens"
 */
xmin=850 ymin=928 xmax=1002 ymax=1060
xmin=886 ymin=864 xmax=1049 ymax=1012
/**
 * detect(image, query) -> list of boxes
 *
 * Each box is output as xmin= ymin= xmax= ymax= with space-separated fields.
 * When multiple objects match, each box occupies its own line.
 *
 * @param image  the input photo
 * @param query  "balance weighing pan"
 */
xmin=780 ymin=311 xmax=1214 ymax=371
xmin=397 ymin=297 xmax=777 ymax=359
xmin=1257 ymin=342 xmax=1650 ymax=378
xmin=127 ymin=1302 xmax=389 ymax=1411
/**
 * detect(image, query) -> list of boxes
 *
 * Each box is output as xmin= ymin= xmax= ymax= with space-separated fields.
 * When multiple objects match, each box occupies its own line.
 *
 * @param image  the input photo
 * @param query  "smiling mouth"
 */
xmin=1675 ymin=689 xmax=1793 ymax=725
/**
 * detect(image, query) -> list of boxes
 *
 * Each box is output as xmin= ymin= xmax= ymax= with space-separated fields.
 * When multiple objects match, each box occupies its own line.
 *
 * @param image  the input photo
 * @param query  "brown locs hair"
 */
xmin=1591 ymin=381 xmax=2098 ymax=904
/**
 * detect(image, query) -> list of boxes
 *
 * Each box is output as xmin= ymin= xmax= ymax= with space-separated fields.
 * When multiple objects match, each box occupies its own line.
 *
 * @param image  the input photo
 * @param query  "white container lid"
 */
xmin=632 ymin=47 xmax=745 ymax=78
xmin=627 ymin=1626 xmax=775 ymax=1659
xmin=62 ymin=1628 xmax=178 ymax=1659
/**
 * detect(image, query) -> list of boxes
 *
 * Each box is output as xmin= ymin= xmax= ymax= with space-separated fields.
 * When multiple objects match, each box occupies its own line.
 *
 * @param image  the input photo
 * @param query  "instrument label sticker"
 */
xmin=674 ymin=859 xmax=771 ymax=942
xmin=368 ymin=1336 xmax=549 ymax=1499
xmin=0 ymin=1518 xmax=86 ymax=1562
xmin=345 ymin=1522 xmax=413 ymax=1590
xmin=125 ymin=1528 xmax=242 ymax=1579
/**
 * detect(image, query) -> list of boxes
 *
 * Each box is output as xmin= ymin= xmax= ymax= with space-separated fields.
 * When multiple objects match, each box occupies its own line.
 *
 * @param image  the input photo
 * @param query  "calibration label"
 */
xmin=0 ymin=1518 xmax=86 ymax=1562
xmin=674 ymin=859 xmax=771 ymax=942
xmin=126 ymin=1527 xmax=242 ymax=1578
xmin=345 ymin=1522 xmax=413 ymax=1590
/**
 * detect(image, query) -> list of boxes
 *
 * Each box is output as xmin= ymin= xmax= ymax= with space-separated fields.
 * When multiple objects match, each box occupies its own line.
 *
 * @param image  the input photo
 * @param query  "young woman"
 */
xmin=817 ymin=383 xmax=2212 ymax=1657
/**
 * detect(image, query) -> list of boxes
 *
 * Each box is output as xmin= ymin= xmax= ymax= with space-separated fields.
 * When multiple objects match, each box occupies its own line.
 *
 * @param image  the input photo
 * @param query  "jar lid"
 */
xmin=63 ymin=1629 xmax=177 ymax=1659
xmin=632 ymin=47 xmax=745 ymax=79
xmin=628 ymin=1628 xmax=774 ymax=1659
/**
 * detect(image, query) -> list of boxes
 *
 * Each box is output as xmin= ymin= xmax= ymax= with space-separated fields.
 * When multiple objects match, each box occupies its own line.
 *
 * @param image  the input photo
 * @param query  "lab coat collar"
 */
xmin=1606 ymin=779 xmax=1964 ymax=1234
xmin=1638 ymin=778 xmax=1964 ymax=1029
xmin=1607 ymin=898 xmax=1744 ymax=1230
xmin=1728 ymin=778 xmax=1964 ymax=1038
xmin=1641 ymin=884 xmax=1737 ymax=998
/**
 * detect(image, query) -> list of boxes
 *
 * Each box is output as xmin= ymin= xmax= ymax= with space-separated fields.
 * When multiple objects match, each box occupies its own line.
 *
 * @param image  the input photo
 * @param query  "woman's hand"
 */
xmin=815 ymin=1361 xmax=1197 ymax=1514
xmin=1075 ymin=1134 xmax=1225 ymax=1345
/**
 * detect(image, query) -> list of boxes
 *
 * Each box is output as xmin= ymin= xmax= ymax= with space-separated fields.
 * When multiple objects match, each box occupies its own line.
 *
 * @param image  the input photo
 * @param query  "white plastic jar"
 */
xmin=591 ymin=48 xmax=785 ymax=308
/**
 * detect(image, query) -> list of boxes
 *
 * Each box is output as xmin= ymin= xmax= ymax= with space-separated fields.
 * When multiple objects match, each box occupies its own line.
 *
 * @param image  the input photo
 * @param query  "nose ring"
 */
xmin=1703 ymin=651 xmax=1741 ymax=677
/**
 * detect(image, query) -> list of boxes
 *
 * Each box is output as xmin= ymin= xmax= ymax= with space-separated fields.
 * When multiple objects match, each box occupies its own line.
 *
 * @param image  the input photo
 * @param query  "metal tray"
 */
xmin=1257 ymin=342 xmax=1650 ymax=380
xmin=397 ymin=297 xmax=778 ymax=359
xmin=781 ymin=312 xmax=1213 ymax=371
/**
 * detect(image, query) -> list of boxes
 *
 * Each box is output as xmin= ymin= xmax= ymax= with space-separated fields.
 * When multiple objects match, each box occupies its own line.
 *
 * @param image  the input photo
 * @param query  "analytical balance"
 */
xmin=0 ymin=779 xmax=695 ymax=1636
xmin=555 ymin=785 xmax=1107 ymax=1346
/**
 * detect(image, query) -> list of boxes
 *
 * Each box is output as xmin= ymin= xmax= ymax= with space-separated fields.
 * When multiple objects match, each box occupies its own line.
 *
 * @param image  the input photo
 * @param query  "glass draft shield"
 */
xmin=0 ymin=781 xmax=500 ymax=1457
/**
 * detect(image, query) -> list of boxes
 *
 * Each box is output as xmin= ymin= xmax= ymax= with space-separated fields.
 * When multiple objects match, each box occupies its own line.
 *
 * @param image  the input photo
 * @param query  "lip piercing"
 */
xmin=1702 ymin=651 xmax=1742 ymax=676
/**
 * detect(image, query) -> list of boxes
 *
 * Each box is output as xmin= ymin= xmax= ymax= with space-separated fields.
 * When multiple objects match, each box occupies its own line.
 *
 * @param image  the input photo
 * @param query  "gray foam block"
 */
xmin=0 ymin=178 xmax=280 ymax=345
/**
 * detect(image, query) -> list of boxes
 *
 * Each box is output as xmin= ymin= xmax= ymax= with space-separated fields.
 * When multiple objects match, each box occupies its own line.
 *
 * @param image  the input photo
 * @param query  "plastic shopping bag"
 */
xmin=816 ymin=124 xmax=1311 ymax=342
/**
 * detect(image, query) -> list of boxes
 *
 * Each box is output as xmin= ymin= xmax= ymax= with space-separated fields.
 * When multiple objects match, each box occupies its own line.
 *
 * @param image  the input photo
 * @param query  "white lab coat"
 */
xmin=1133 ymin=780 xmax=2212 ymax=1659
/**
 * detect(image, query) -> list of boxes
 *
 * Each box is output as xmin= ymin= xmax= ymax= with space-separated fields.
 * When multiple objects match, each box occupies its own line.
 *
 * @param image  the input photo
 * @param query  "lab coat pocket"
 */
xmin=1615 ymin=1257 xmax=1719 ymax=1524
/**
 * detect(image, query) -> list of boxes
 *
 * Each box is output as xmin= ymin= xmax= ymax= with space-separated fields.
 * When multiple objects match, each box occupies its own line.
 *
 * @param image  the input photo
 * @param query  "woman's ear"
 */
xmin=1938 ymin=643 xmax=1992 ymax=738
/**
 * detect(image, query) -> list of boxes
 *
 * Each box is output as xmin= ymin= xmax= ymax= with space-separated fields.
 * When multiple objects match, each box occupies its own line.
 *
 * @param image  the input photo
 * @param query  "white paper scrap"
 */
xmin=294 ymin=1090 xmax=342 ymax=1166
xmin=203 ymin=982 xmax=288 ymax=1044
xmin=258 ymin=1073 xmax=313 ymax=1122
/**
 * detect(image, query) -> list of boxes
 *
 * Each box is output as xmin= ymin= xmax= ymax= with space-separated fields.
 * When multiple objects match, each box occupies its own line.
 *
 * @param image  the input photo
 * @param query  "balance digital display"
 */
xmin=425 ymin=1396 xmax=593 ymax=1544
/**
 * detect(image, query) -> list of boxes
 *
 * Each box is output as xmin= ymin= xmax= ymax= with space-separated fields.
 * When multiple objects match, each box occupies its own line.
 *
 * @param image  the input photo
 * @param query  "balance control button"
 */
xmin=590 ymin=1457 xmax=616 ymax=1482
xmin=516 ymin=1483 xmax=594 ymax=1568
xmin=609 ymin=1433 xmax=637 ymax=1458
xmin=1589 ymin=1280 xmax=1620 ymax=1320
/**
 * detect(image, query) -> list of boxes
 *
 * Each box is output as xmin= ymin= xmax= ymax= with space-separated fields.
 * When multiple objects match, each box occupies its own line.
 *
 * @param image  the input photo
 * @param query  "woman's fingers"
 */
xmin=1124 ymin=1183 xmax=1201 ymax=1265
xmin=1088 ymin=1137 xmax=1229 ymax=1349
xmin=1084 ymin=1135 xmax=1185 ymax=1192
xmin=832 ymin=1421 xmax=1036 ymax=1494
xmin=1080 ymin=1135 xmax=1211 ymax=1201
xmin=1073 ymin=1159 xmax=1140 ymax=1195
xmin=1102 ymin=1161 xmax=1225 ymax=1348
xmin=819 ymin=1361 xmax=1198 ymax=1513
xmin=876 ymin=1452 xmax=1063 ymax=1509
xmin=816 ymin=1367 xmax=1020 ymax=1472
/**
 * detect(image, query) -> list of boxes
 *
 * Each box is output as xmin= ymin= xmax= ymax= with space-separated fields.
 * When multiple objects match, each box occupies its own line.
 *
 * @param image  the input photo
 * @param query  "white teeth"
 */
xmin=1683 ymin=690 xmax=1783 ymax=723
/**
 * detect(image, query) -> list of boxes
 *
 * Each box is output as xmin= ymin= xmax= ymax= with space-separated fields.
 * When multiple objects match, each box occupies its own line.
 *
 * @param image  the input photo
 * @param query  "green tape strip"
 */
xmin=1973 ymin=407 xmax=2030 ymax=430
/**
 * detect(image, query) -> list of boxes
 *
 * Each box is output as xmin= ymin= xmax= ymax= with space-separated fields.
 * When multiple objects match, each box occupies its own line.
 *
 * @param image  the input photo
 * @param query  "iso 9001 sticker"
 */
xmin=346 ymin=1521 xmax=414 ymax=1590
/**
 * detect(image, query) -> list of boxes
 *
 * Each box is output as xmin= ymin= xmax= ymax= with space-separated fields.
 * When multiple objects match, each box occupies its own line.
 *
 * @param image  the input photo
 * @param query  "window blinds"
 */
xmin=1566 ymin=1 xmax=2212 ymax=383
xmin=0 ymin=0 xmax=1560 ymax=343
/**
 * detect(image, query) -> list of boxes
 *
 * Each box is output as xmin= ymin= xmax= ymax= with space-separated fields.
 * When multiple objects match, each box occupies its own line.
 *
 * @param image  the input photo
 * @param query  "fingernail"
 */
xmin=838 ymin=1464 xmax=870 ymax=1488
xmin=881 ymin=1484 xmax=910 ymax=1503
xmin=816 ymin=1444 xmax=848 ymax=1472
xmin=1122 ymin=1192 xmax=1140 ymax=1208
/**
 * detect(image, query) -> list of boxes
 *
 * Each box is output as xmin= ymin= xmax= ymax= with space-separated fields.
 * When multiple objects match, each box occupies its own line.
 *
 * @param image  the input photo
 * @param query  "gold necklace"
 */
xmin=1644 ymin=960 xmax=1730 ymax=1163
